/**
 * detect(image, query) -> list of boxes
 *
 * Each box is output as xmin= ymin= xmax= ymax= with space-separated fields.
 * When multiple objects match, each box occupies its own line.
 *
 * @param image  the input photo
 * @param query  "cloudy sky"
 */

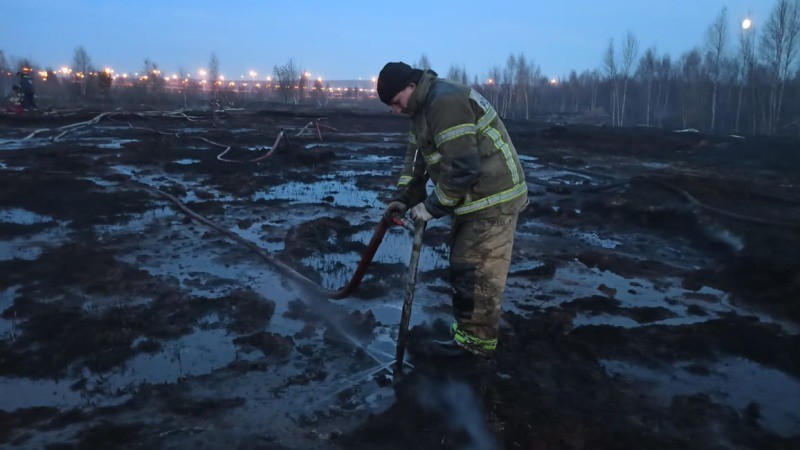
xmin=1 ymin=0 xmax=772 ymax=81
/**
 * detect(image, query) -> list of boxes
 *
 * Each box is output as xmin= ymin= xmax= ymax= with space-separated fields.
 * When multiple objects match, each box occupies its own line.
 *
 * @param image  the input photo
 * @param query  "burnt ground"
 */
xmin=0 ymin=108 xmax=799 ymax=449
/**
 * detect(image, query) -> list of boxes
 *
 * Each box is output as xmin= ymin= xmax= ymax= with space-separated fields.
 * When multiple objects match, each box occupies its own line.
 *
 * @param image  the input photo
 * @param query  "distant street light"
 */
xmin=249 ymin=70 xmax=257 ymax=93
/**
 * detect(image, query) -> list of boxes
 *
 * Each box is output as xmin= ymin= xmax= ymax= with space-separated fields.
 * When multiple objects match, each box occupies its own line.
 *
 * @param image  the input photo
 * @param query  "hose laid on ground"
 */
xmin=1 ymin=110 xmax=332 ymax=164
xmin=215 ymin=131 xmax=288 ymax=163
xmin=655 ymin=180 xmax=800 ymax=231
xmin=108 ymin=117 xmax=289 ymax=163
xmin=0 ymin=111 xmax=183 ymax=146
xmin=145 ymin=183 xmax=393 ymax=299
xmin=8 ymin=111 xmax=378 ymax=296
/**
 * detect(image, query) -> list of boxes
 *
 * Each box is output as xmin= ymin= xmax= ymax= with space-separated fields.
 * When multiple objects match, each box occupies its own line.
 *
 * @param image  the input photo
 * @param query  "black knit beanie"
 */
xmin=378 ymin=62 xmax=422 ymax=105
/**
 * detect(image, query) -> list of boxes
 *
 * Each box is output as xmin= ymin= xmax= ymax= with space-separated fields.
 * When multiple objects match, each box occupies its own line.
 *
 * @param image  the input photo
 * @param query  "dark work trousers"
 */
xmin=23 ymin=93 xmax=36 ymax=109
xmin=449 ymin=211 xmax=520 ymax=340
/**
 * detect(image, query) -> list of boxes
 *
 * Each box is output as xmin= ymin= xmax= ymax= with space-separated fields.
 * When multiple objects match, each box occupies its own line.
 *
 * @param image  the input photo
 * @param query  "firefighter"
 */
xmin=378 ymin=61 xmax=527 ymax=357
xmin=17 ymin=68 xmax=37 ymax=110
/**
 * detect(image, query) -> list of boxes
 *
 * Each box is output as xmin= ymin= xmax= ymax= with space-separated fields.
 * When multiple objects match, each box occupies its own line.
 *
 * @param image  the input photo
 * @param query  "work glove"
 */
xmin=384 ymin=201 xmax=408 ymax=220
xmin=410 ymin=202 xmax=433 ymax=222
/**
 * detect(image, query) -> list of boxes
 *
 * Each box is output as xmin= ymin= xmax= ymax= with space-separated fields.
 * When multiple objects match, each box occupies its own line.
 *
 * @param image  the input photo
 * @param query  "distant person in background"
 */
xmin=17 ymin=68 xmax=37 ymax=110
xmin=378 ymin=61 xmax=527 ymax=358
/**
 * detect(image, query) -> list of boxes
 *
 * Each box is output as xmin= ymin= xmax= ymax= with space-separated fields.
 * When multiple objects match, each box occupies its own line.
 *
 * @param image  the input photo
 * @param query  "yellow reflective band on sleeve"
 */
xmin=434 ymin=123 xmax=477 ymax=147
xmin=408 ymin=132 xmax=417 ymax=145
xmin=477 ymin=107 xmax=498 ymax=132
xmin=454 ymin=181 xmax=527 ymax=215
xmin=397 ymin=175 xmax=412 ymax=187
xmin=434 ymin=184 xmax=460 ymax=206
xmin=423 ymin=151 xmax=441 ymax=165
xmin=483 ymin=125 xmax=520 ymax=185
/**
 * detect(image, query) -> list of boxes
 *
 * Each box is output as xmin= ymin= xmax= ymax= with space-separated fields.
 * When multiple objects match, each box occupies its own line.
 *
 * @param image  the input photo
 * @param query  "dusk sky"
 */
xmin=1 ymin=0 xmax=772 ymax=81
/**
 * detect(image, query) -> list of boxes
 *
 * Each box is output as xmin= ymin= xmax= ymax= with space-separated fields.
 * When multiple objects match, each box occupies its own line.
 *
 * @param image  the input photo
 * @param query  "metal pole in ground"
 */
xmin=394 ymin=219 xmax=426 ymax=376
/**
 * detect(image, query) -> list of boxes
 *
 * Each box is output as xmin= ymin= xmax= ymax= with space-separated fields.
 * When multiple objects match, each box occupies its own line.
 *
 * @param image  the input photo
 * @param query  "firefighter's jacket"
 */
xmin=393 ymin=72 xmax=527 ymax=219
xmin=19 ymin=74 xmax=34 ymax=94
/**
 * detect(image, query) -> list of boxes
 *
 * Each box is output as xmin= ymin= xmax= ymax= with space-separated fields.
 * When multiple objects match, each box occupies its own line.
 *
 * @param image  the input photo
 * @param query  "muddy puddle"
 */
xmin=0 ymin=111 xmax=798 ymax=448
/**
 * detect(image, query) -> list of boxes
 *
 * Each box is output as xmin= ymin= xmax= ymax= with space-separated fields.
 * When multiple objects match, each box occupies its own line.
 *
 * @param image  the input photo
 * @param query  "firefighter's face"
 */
xmin=390 ymin=84 xmax=416 ymax=115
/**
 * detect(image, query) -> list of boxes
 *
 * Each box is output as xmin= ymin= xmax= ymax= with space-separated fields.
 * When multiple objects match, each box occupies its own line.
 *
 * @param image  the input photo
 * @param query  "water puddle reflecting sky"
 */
xmin=252 ymin=180 xmax=380 ymax=208
xmin=602 ymin=357 xmax=800 ymax=437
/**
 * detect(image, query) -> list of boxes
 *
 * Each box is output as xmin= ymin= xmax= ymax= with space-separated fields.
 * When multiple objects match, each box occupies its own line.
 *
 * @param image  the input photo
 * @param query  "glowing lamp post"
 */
xmin=740 ymin=15 xmax=755 ymax=68
xmin=249 ymin=70 xmax=257 ymax=93
xmin=304 ymin=71 xmax=311 ymax=96
xmin=198 ymin=69 xmax=207 ymax=90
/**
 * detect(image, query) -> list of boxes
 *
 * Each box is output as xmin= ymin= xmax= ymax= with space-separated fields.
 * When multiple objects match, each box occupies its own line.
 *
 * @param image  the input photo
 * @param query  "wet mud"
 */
xmin=1 ymin=109 xmax=798 ymax=448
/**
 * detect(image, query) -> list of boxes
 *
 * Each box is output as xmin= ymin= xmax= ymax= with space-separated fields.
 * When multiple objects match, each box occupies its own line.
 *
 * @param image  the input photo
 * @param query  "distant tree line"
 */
xmin=428 ymin=0 xmax=800 ymax=136
xmin=2 ymin=0 xmax=798 ymax=135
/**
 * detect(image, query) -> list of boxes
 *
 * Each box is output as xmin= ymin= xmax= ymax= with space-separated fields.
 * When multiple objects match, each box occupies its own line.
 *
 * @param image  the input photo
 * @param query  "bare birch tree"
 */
xmin=416 ymin=54 xmax=432 ymax=71
xmin=515 ymin=54 xmax=533 ymax=119
xmin=142 ymin=58 xmax=164 ymax=97
xmin=72 ymin=46 xmax=92 ymax=97
xmin=208 ymin=52 xmax=220 ymax=100
xmin=620 ymin=31 xmax=639 ymax=126
xmin=736 ymin=15 xmax=757 ymax=133
xmin=603 ymin=39 xmax=619 ymax=126
xmin=273 ymin=58 xmax=299 ymax=105
xmin=705 ymin=7 xmax=729 ymax=131
xmin=760 ymin=0 xmax=800 ymax=134
xmin=566 ymin=70 xmax=580 ymax=112
xmin=178 ymin=67 xmax=189 ymax=107
xmin=655 ymin=55 xmax=673 ymax=125
xmin=502 ymin=54 xmax=517 ymax=118
xmin=488 ymin=66 xmax=502 ymax=110
xmin=0 ymin=50 xmax=7 ymax=95
xmin=637 ymin=47 xmax=658 ymax=125
xmin=446 ymin=64 xmax=468 ymax=85
xmin=679 ymin=49 xmax=703 ymax=128
xmin=580 ymin=69 xmax=601 ymax=111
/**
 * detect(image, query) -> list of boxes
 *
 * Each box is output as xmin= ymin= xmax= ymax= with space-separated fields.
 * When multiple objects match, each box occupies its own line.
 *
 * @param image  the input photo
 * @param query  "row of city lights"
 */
xmin=22 ymin=67 xmax=377 ymax=86
xmin=17 ymin=69 xmax=548 ymax=87
xmin=10 ymin=67 xmax=379 ymax=92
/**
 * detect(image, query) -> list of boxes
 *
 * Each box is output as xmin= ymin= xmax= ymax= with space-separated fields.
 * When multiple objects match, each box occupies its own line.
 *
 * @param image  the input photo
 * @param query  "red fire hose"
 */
xmin=327 ymin=216 xmax=408 ymax=299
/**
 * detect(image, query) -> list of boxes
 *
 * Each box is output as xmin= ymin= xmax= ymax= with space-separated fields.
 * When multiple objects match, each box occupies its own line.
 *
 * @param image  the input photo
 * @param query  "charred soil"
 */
xmin=0 ymin=109 xmax=798 ymax=448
